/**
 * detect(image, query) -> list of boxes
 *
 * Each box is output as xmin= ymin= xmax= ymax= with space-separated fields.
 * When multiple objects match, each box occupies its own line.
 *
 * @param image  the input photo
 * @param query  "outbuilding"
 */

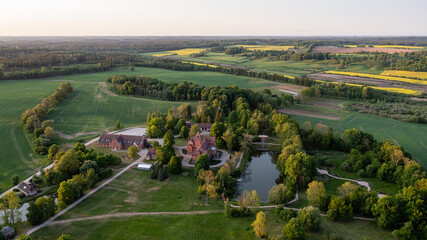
xmin=137 ymin=163 xmax=152 ymax=170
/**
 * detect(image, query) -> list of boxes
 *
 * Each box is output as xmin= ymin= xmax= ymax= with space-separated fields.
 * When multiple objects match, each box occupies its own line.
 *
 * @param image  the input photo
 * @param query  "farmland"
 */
xmin=381 ymin=70 xmax=427 ymax=80
xmin=0 ymin=66 xmax=277 ymax=191
xmin=312 ymin=46 xmax=419 ymax=54
xmin=0 ymin=79 xmax=62 ymax=191
xmin=234 ymin=45 xmax=295 ymax=51
xmin=315 ymin=80 xmax=422 ymax=95
xmin=324 ymin=71 xmax=427 ymax=85
xmin=309 ymin=72 xmax=427 ymax=94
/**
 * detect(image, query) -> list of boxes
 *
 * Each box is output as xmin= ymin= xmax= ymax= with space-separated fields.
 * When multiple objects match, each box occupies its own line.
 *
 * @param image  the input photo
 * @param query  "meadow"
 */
xmin=0 ymin=79 xmax=62 ymax=191
xmin=288 ymin=113 xmax=427 ymax=168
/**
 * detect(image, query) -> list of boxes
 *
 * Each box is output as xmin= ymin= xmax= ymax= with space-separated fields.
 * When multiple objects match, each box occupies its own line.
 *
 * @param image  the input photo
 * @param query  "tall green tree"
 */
xmin=128 ymin=145 xmax=139 ymax=159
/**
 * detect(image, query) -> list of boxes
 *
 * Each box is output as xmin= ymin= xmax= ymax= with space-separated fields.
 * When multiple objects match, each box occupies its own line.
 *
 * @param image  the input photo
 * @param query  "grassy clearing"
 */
xmin=314 ymin=151 xmax=399 ymax=195
xmin=288 ymin=113 xmax=427 ymax=168
xmin=32 ymin=211 xmax=394 ymax=240
xmin=57 ymin=168 xmax=223 ymax=220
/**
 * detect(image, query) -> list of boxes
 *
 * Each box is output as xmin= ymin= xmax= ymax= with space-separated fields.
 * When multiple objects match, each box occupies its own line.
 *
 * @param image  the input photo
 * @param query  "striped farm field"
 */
xmin=381 ymin=70 xmax=427 ymax=80
xmin=170 ymin=48 xmax=206 ymax=55
xmin=181 ymin=61 xmax=219 ymax=68
xmin=315 ymin=80 xmax=421 ymax=95
xmin=344 ymin=45 xmax=424 ymax=49
xmin=234 ymin=45 xmax=294 ymax=51
xmin=325 ymin=70 xmax=427 ymax=85
xmin=151 ymin=48 xmax=207 ymax=57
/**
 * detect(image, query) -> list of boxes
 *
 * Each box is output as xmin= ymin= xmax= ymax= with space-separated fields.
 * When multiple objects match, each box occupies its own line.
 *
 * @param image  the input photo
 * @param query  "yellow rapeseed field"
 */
xmin=152 ymin=53 xmax=174 ymax=57
xmin=343 ymin=45 xmax=424 ymax=49
xmin=282 ymin=74 xmax=295 ymax=79
xmin=315 ymin=80 xmax=421 ymax=95
xmin=181 ymin=61 xmax=218 ymax=68
xmin=170 ymin=48 xmax=207 ymax=55
xmin=381 ymin=70 xmax=427 ymax=80
xmin=235 ymin=45 xmax=294 ymax=51
xmin=325 ymin=71 xmax=427 ymax=85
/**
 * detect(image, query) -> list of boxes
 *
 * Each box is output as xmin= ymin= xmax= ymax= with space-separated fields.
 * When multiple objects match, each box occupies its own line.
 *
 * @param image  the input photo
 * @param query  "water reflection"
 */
xmin=237 ymin=151 xmax=280 ymax=202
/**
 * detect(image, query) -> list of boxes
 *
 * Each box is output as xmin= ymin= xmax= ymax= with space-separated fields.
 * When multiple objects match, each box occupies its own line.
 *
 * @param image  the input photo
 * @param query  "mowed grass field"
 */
xmin=0 ymin=79 xmax=62 ymax=191
xmin=31 ymin=212 xmax=395 ymax=240
xmin=57 ymin=169 xmax=223 ymax=220
xmin=289 ymin=113 xmax=427 ymax=168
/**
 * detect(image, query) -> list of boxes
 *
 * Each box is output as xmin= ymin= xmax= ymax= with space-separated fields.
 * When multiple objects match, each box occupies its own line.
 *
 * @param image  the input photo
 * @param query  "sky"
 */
xmin=1 ymin=0 xmax=426 ymax=36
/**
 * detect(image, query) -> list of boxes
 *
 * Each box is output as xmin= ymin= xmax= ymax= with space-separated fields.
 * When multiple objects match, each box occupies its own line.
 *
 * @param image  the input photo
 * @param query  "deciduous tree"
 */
xmin=251 ymin=211 xmax=267 ymax=238
xmin=306 ymin=180 xmax=326 ymax=207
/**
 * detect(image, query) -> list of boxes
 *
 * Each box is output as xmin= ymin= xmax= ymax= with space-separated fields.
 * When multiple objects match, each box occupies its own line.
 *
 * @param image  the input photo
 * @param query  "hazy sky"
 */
xmin=1 ymin=0 xmax=426 ymax=36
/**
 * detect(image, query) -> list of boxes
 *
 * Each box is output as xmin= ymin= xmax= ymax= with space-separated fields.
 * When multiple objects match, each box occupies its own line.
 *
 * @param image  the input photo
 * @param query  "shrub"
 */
xmin=268 ymin=184 xmax=288 ymax=204
xmin=282 ymin=218 xmax=305 ymax=240
xmin=357 ymin=169 xmax=367 ymax=177
xmin=35 ymin=146 xmax=48 ymax=155
xmin=340 ymin=161 xmax=351 ymax=171
xmin=327 ymin=197 xmax=353 ymax=221
xmin=298 ymin=206 xmax=322 ymax=231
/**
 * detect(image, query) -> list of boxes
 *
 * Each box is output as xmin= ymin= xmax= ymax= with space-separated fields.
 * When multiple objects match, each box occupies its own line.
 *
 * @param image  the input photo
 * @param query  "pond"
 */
xmin=237 ymin=151 xmax=281 ymax=202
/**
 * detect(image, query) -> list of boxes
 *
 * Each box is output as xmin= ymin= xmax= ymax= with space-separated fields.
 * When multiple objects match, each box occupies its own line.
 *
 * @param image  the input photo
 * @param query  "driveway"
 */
xmin=176 ymin=146 xmax=228 ymax=168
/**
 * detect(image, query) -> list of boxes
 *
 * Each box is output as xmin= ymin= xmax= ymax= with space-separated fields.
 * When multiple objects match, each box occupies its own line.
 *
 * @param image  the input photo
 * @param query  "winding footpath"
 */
xmin=316 ymin=168 xmax=386 ymax=198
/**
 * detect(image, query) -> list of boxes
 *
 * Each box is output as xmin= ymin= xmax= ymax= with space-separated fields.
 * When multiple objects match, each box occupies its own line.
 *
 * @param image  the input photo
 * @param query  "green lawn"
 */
xmin=288 ymin=112 xmax=427 ymax=168
xmin=32 ymin=211 xmax=395 ymax=240
xmin=57 ymin=168 xmax=224 ymax=220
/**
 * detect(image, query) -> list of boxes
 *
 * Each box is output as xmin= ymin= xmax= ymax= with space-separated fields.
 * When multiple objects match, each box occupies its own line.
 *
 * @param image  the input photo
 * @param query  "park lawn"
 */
xmin=32 ymin=211 xmax=395 ymax=240
xmin=57 ymin=168 xmax=224 ymax=220
xmin=288 ymin=113 xmax=427 ymax=168
xmin=314 ymin=150 xmax=399 ymax=195
xmin=0 ymin=78 xmax=63 ymax=191
xmin=174 ymin=137 xmax=188 ymax=146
